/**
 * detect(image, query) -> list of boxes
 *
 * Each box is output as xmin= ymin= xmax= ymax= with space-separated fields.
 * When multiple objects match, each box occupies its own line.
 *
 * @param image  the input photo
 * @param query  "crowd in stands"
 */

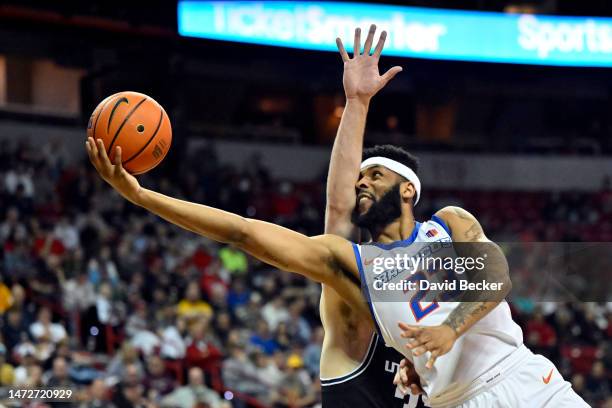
xmin=0 ymin=139 xmax=610 ymax=407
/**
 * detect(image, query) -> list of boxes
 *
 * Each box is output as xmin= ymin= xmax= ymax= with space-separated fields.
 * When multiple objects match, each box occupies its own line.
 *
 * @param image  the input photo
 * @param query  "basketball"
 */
xmin=86 ymin=91 xmax=172 ymax=175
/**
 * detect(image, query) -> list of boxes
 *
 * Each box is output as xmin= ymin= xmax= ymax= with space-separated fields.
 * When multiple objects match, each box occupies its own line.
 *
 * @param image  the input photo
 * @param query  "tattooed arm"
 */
xmin=398 ymin=206 xmax=511 ymax=369
xmin=437 ymin=206 xmax=511 ymax=334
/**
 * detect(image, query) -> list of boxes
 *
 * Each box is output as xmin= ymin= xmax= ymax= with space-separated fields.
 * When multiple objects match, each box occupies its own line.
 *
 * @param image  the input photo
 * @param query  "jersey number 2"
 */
xmin=409 ymin=272 xmax=439 ymax=321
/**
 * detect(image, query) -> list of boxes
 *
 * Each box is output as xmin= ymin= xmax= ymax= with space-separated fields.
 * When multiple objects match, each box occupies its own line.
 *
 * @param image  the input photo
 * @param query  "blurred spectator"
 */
xmin=303 ymin=327 xmax=324 ymax=377
xmin=227 ymin=278 xmax=250 ymax=311
xmin=161 ymin=366 xmax=230 ymax=408
xmin=143 ymin=354 xmax=175 ymax=400
xmin=62 ymin=271 xmax=96 ymax=312
xmin=2 ymin=308 xmax=31 ymax=351
xmin=222 ymin=345 xmax=270 ymax=402
xmin=525 ymin=309 xmax=557 ymax=356
xmin=54 ymin=216 xmax=80 ymax=251
xmin=218 ymin=246 xmax=248 ymax=276
xmin=177 ymin=281 xmax=213 ymax=319
xmin=126 ymin=302 xmax=162 ymax=357
xmin=262 ymin=296 xmax=289 ymax=331
xmin=10 ymin=284 xmax=36 ymax=325
xmin=95 ymin=282 xmax=116 ymax=325
xmin=250 ymin=319 xmax=280 ymax=355
xmin=4 ymin=164 xmax=34 ymax=197
xmin=275 ymin=354 xmax=316 ymax=408
xmin=213 ymin=311 xmax=233 ymax=343
xmin=45 ymin=356 xmax=75 ymax=388
xmin=286 ymin=298 xmax=311 ymax=345
xmin=185 ymin=318 xmax=223 ymax=374
xmin=200 ymin=259 xmax=230 ymax=303
xmin=253 ymin=351 xmax=284 ymax=389
xmin=0 ymin=278 xmax=12 ymax=314
xmin=30 ymin=306 xmax=67 ymax=344
xmin=13 ymin=350 xmax=42 ymax=387
xmin=586 ymin=360 xmax=610 ymax=404
xmin=157 ymin=311 xmax=187 ymax=360
xmin=0 ymin=343 xmax=15 ymax=386
xmin=111 ymin=381 xmax=147 ymax=408
xmin=1 ymin=207 xmax=27 ymax=243
xmin=275 ymin=322 xmax=292 ymax=350
xmin=105 ymin=342 xmax=144 ymax=383
xmin=572 ymin=373 xmax=588 ymax=400
xmin=235 ymin=292 xmax=263 ymax=325
xmin=81 ymin=378 xmax=115 ymax=408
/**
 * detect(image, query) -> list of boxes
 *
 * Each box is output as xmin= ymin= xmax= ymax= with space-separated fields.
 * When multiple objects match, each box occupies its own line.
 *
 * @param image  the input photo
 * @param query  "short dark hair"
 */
xmin=362 ymin=145 xmax=420 ymax=176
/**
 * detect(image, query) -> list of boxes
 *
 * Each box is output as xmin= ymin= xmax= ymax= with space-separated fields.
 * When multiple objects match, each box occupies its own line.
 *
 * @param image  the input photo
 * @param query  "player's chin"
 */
xmin=357 ymin=198 xmax=374 ymax=214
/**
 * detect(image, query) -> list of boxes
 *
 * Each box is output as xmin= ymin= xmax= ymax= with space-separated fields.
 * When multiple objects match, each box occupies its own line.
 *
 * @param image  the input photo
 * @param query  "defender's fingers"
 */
xmin=353 ymin=27 xmax=361 ymax=57
xmin=363 ymin=24 xmax=376 ymax=55
xmin=336 ymin=38 xmax=349 ymax=62
xmin=398 ymin=322 xmax=420 ymax=337
xmin=412 ymin=346 xmax=427 ymax=356
xmin=400 ymin=369 xmax=409 ymax=385
xmin=410 ymin=384 xmax=422 ymax=395
xmin=381 ymin=66 xmax=403 ymax=84
xmin=397 ymin=382 xmax=409 ymax=395
xmin=372 ymin=30 xmax=388 ymax=58
xmin=426 ymin=350 xmax=440 ymax=369
xmin=406 ymin=336 xmax=424 ymax=349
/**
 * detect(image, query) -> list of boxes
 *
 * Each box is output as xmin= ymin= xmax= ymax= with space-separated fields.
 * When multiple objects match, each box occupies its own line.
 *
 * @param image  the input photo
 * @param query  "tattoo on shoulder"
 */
xmin=452 ymin=207 xmax=472 ymax=220
xmin=450 ymin=207 xmax=484 ymax=241
xmin=465 ymin=222 xmax=484 ymax=241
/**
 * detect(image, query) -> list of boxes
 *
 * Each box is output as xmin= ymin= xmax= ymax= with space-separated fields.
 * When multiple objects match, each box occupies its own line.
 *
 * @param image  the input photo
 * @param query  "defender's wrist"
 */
xmin=345 ymin=96 xmax=371 ymax=110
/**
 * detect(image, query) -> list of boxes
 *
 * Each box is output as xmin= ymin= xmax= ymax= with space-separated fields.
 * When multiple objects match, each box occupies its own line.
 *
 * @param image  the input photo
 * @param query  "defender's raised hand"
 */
xmin=86 ymin=137 xmax=142 ymax=204
xmin=336 ymin=24 xmax=402 ymax=105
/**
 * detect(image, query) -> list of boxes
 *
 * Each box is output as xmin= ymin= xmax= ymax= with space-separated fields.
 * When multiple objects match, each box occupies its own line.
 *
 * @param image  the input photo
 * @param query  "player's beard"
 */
xmin=352 ymin=183 xmax=402 ymax=233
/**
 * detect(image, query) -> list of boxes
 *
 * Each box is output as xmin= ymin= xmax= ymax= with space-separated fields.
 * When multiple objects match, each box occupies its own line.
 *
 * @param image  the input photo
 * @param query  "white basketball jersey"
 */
xmin=353 ymin=217 xmax=523 ymax=406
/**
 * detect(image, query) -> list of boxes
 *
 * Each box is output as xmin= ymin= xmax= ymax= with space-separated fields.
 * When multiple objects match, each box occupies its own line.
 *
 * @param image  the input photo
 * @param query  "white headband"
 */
xmin=360 ymin=156 xmax=421 ymax=205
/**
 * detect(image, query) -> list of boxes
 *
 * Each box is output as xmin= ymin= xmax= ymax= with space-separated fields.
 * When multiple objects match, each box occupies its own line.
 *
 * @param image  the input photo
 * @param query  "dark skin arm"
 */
xmin=85 ymin=137 xmax=369 ymax=318
xmin=398 ymin=206 xmax=511 ymax=369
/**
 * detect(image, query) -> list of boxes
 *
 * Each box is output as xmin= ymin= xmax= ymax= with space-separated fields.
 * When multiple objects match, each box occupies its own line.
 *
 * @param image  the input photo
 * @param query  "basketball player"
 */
xmin=328 ymin=28 xmax=588 ymax=407
xmin=322 ymin=25 xmax=425 ymax=408
xmin=85 ymin=38 xmax=587 ymax=408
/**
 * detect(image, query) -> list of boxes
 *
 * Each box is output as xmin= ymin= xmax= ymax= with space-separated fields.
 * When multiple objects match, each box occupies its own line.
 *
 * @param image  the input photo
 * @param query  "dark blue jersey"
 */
xmin=321 ymin=334 xmax=427 ymax=408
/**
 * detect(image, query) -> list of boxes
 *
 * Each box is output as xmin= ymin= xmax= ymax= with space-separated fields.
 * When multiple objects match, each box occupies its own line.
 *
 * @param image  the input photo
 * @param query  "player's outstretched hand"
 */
xmin=86 ymin=137 xmax=142 ymax=204
xmin=336 ymin=24 xmax=402 ymax=105
xmin=398 ymin=322 xmax=457 ymax=369
xmin=393 ymin=358 xmax=423 ymax=396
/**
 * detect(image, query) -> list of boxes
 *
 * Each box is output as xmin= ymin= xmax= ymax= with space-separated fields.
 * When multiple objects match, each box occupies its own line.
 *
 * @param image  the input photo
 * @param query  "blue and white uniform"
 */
xmin=353 ymin=217 xmax=588 ymax=407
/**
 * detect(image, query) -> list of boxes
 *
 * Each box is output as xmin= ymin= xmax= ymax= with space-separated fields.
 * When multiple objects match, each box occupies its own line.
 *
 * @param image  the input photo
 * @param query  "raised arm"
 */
xmin=399 ymin=206 xmax=511 ymax=369
xmin=325 ymin=24 xmax=402 ymax=239
xmin=86 ymin=138 xmax=368 ymax=312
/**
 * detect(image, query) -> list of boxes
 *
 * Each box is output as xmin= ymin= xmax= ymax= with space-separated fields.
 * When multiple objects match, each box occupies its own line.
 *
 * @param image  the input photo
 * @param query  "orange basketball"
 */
xmin=86 ymin=91 xmax=172 ymax=175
